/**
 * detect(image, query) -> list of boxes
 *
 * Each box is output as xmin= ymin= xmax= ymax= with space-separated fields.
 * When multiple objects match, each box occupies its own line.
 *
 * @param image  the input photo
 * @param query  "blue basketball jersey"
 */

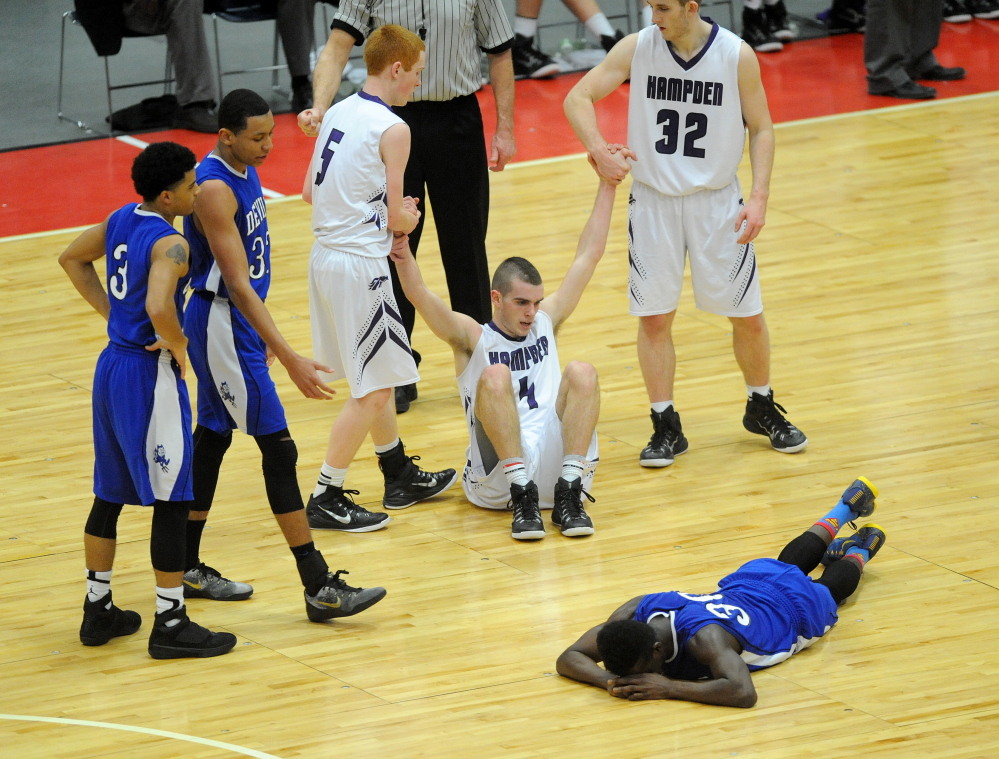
xmin=186 ymin=153 xmax=270 ymax=300
xmin=634 ymin=559 xmax=839 ymax=677
xmin=104 ymin=204 xmax=186 ymax=350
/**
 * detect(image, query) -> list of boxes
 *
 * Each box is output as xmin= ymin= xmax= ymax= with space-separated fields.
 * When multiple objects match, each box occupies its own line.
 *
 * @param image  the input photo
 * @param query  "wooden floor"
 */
xmin=2 ymin=94 xmax=999 ymax=758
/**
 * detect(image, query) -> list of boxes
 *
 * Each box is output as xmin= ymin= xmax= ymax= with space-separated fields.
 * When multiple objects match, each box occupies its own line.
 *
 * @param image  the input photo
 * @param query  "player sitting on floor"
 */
xmin=556 ymin=478 xmax=885 ymax=705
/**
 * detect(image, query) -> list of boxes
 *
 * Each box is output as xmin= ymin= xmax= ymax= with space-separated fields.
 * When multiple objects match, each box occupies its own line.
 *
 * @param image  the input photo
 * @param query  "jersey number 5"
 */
xmin=655 ymin=109 xmax=708 ymax=158
xmin=315 ymin=128 xmax=345 ymax=186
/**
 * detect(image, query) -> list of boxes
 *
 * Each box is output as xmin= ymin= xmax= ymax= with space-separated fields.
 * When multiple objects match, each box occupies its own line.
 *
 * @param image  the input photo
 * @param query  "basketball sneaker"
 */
xmin=307 ymin=486 xmax=390 ymax=531
xmin=509 ymin=480 xmax=545 ymax=540
xmin=512 ymin=34 xmax=560 ymax=79
xmin=968 ymin=0 xmax=999 ymax=18
xmin=839 ymin=477 xmax=878 ymax=526
xmin=640 ymin=407 xmax=688 ymax=467
xmin=600 ymin=29 xmax=625 ymax=52
xmin=552 ymin=477 xmax=595 ymax=537
xmin=822 ymin=524 xmax=887 ymax=566
xmin=742 ymin=7 xmax=783 ymax=52
xmin=80 ymin=592 xmax=142 ymax=646
xmin=183 ymin=563 xmax=254 ymax=601
xmin=305 ymin=570 xmax=387 ymax=622
xmin=764 ymin=0 xmax=799 ymax=41
xmin=743 ymin=391 xmax=808 ymax=453
xmin=944 ymin=0 xmax=973 ymax=21
xmin=382 ymin=456 xmax=458 ymax=510
xmin=827 ymin=0 xmax=865 ymax=33
xmin=147 ymin=607 xmax=237 ymax=659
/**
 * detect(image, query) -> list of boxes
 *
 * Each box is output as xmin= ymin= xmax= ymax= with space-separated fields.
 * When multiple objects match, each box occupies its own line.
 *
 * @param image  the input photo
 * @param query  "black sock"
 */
xmin=185 ymin=519 xmax=207 ymax=572
xmin=377 ymin=441 xmax=409 ymax=480
xmin=291 ymin=542 xmax=328 ymax=596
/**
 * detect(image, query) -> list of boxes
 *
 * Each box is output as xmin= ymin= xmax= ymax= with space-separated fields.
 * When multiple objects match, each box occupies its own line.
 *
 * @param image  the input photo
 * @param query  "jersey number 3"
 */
xmin=655 ymin=109 xmax=708 ymax=158
xmin=109 ymin=243 xmax=128 ymax=300
xmin=315 ymin=128 xmax=345 ymax=186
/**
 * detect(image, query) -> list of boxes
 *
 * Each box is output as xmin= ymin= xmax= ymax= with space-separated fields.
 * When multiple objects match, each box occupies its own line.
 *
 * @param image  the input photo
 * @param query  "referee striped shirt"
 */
xmin=331 ymin=0 xmax=514 ymax=102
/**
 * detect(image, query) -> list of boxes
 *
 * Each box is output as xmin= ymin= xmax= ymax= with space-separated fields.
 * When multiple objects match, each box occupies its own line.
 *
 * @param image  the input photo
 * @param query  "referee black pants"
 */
xmin=391 ymin=94 xmax=493 ymax=354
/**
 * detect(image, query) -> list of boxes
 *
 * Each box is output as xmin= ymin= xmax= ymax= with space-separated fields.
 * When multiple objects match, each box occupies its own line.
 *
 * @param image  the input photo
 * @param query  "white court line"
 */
xmin=0 ymin=713 xmax=282 ymax=759
xmin=3 ymin=89 xmax=997 ymax=245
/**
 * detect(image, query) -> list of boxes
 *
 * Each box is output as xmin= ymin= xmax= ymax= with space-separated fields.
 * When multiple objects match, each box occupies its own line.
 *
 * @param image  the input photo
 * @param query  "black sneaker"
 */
xmin=743 ymin=390 xmax=808 ymax=453
xmin=307 ymin=486 xmax=390 ymax=532
xmin=742 ymin=8 xmax=783 ymax=52
xmin=382 ymin=456 xmax=458 ymax=510
xmin=639 ymin=407 xmax=688 ymax=468
xmin=395 ymin=383 xmax=418 ymax=414
xmin=80 ymin=592 xmax=142 ymax=646
xmin=968 ymin=0 xmax=999 ymax=18
xmin=944 ymin=0 xmax=973 ymax=21
xmin=600 ymin=29 xmax=625 ymax=52
xmin=552 ymin=477 xmax=595 ymax=537
xmin=183 ymin=562 xmax=253 ymax=601
xmin=147 ymin=607 xmax=237 ymax=659
xmin=173 ymin=103 xmax=218 ymax=133
xmin=764 ymin=0 xmax=799 ymax=41
xmin=509 ymin=481 xmax=545 ymax=540
xmin=512 ymin=34 xmax=561 ymax=79
xmin=827 ymin=0 xmax=865 ymax=33
xmin=305 ymin=570 xmax=387 ymax=622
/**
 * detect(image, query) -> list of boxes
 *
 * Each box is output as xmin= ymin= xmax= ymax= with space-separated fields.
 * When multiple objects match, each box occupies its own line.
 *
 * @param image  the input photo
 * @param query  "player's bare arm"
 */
xmin=610 ymin=625 xmax=757 ymax=707
xmin=299 ymin=27 xmax=355 ymax=137
xmin=486 ymin=49 xmax=516 ymax=172
xmin=540 ymin=179 xmax=617 ymax=329
xmin=735 ymin=41 xmax=775 ymax=246
xmin=380 ymin=123 xmax=421 ymax=234
xmin=59 ymin=218 xmax=111 ymax=321
xmin=556 ymin=596 xmax=644 ymax=689
xmin=389 ymin=235 xmax=482 ymax=368
xmin=194 ymin=180 xmax=335 ymax=399
xmin=563 ymin=34 xmax=640 ymax=184
xmin=145 ymin=235 xmax=190 ymax=377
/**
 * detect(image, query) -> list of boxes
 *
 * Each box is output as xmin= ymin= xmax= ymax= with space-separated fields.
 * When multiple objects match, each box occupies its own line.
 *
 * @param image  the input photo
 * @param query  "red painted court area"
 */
xmin=3 ymin=22 xmax=999 ymax=238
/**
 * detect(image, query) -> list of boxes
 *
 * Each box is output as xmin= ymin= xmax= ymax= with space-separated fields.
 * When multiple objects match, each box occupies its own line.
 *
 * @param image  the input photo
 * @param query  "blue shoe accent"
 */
xmin=839 ymin=477 xmax=878 ymax=524
xmin=822 ymin=523 xmax=887 ymax=566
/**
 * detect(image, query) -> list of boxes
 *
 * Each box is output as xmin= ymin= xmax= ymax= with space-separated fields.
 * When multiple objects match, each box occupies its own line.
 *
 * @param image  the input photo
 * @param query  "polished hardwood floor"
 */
xmin=2 ymin=94 xmax=998 ymax=758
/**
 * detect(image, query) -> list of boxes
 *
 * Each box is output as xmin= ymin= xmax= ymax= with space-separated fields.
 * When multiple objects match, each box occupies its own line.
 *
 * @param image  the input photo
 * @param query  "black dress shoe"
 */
xmin=915 ymin=65 xmax=966 ymax=81
xmin=869 ymin=81 xmax=937 ymax=100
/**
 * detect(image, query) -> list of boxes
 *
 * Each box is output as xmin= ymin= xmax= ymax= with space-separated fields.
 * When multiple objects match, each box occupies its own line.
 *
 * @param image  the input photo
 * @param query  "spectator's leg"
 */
xmin=277 ymin=0 xmax=315 ymax=78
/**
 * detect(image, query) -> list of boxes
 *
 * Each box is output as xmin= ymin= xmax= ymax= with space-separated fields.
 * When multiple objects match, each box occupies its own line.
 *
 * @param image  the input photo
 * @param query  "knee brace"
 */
xmin=255 ymin=429 xmax=304 ymax=515
xmin=192 ymin=425 xmax=233 ymax=512
xmin=150 ymin=500 xmax=191 ymax=573
xmin=84 ymin=497 xmax=124 ymax=540
xmin=816 ymin=558 xmax=863 ymax=605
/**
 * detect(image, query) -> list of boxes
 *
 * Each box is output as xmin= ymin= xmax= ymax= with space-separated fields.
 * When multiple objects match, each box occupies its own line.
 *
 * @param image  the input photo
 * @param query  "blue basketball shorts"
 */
xmin=185 ymin=291 xmax=288 ymax=436
xmin=92 ymin=344 xmax=194 ymax=506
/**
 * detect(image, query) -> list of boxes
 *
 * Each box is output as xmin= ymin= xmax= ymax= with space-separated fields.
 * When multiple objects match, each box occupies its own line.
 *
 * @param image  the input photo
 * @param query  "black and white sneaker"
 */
xmin=305 ymin=570 xmax=386 ymax=622
xmin=552 ymin=477 xmax=595 ymax=537
xmin=742 ymin=8 xmax=783 ymax=52
xmin=827 ymin=0 xmax=865 ymax=33
xmin=306 ymin=486 xmax=390 ymax=532
xmin=600 ymin=29 xmax=625 ymax=52
xmin=968 ymin=0 xmax=999 ymax=18
xmin=743 ymin=390 xmax=808 ymax=453
xmin=639 ymin=407 xmax=688 ymax=468
xmin=147 ymin=607 xmax=237 ymax=659
xmin=509 ymin=481 xmax=545 ymax=540
xmin=80 ymin=592 xmax=142 ymax=646
xmin=944 ymin=0 xmax=973 ymax=21
xmin=512 ymin=34 xmax=561 ymax=79
xmin=764 ymin=0 xmax=799 ymax=41
xmin=382 ymin=456 xmax=458 ymax=510
xmin=183 ymin=563 xmax=253 ymax=601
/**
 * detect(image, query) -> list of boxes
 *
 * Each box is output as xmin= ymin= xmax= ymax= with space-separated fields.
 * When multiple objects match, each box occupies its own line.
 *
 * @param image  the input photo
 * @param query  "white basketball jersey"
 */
xmin=628 ymin=22 xmax=745 ymax=196
xmin=310 ymin=91 xmax=404 ymax=258
xmin=458 ymin=310 xmax=562 ymax=460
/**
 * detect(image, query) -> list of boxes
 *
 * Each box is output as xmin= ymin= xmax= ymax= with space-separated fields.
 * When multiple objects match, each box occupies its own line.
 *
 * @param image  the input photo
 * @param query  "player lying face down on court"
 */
xmin=389 ymin=176 xmax=619 ymax=540
xmin=59 ymin=142 xmax=237 ymax=659
xmin=556 ymin=479 xmax=886 ymax=706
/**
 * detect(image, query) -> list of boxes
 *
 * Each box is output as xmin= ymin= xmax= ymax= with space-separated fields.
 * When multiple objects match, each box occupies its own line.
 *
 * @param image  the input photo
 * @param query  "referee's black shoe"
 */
xmin=306 ymin=486 xmax=390 ymax=532
xmin=395 ymin=383 xmax=418 ymax=414
xmin=743 ymin=390 xmax=808 ymax=453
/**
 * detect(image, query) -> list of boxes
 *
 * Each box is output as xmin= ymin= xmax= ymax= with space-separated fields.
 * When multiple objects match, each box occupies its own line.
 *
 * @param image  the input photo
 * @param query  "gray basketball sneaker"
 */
xmin=183 ymin=563 xmax=253 ymax=601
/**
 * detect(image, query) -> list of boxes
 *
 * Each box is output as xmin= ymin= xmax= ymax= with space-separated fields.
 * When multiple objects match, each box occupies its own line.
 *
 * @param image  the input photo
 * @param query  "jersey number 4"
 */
xmin=315 ymin=128 xmax=345 ymax=186
xmin=518 ymin=377 xmax=538 ymax=410
xmin=655 ymin=109 xmax=708 ymax=158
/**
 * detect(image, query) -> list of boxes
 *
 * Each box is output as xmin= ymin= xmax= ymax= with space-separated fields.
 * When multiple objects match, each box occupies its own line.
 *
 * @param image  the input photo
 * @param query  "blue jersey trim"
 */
xmin=666 ymin=21 xmax=720 ymax=72
xmin=358 ymin=90 xmax=394 ymax=112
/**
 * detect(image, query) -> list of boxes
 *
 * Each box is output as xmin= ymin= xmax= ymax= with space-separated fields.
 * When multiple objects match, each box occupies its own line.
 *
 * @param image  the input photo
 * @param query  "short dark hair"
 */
xmin=131 ymin=141 xmax=197 ymax=202
xmin=218 ymin=88 xmax=271 ymax=134
xmin=597 ymin=620 xmax=657 ymax=676
xmin=491 ymin=257 xmax=542 ymax=295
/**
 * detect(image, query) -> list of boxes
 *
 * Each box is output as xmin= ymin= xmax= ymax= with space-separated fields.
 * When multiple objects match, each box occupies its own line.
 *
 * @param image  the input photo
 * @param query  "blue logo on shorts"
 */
xmin=219 ymin=381 xmax=237 ymax=407
xmin=153 ymin=444 xmax=171 ymax=473
xmin=368 ymin=276 xmax=389 ymax=291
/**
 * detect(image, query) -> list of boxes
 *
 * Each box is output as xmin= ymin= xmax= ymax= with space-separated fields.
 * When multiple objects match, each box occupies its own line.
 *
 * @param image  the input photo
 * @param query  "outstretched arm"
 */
xmin=540 ymin=178 xmax=616 ymax=329
xmin=555 ymin=596 xmax=644 ymax=690
xmin=145 ymin=235 xmax=191 ymax=378
xmin=736 ymin=42 xmax=774 ymax=246
xmin=563 ymin=34 xmax=638 ymax=184
xmin=58 ymin=219 xmax=110 ymax=320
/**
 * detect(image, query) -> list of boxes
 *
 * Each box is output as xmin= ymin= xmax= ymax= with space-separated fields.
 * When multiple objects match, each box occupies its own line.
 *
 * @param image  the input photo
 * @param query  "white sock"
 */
xmin=155 ymin=585 xmax=185 ymax=624
xmin=500 ymin=457 xmax=530 ymax=488
xmin=651 ymin=401 xmax=674 ymax=414
xmin=763 ymin=0 xmax=782 ymax=5
xmin=561 ymin=455 xmax=587 ymax=483
xmin=314 ymin=462 xmax=347 ymax=497
xmin=86 ymin=569 xmax=112 ymax=605
xmin=373 ymin=437 xmax=400 ymax=454
xmin=747 ymin=384 xmax=771 ymax=399
xmin=744 ymin=0 xmax=763 ymax=8
xmin=641 ymin=5 xmax=653 ymax=27
xmin=585 ymin=12 xmax=615 ymax=40
xmin=514 ymin=16 xmax=538 ymax=38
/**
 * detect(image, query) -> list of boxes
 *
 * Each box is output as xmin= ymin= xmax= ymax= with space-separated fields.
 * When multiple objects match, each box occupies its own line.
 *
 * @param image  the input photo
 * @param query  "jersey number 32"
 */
xmin=655 ymin=109 xmax=708 ymax=158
